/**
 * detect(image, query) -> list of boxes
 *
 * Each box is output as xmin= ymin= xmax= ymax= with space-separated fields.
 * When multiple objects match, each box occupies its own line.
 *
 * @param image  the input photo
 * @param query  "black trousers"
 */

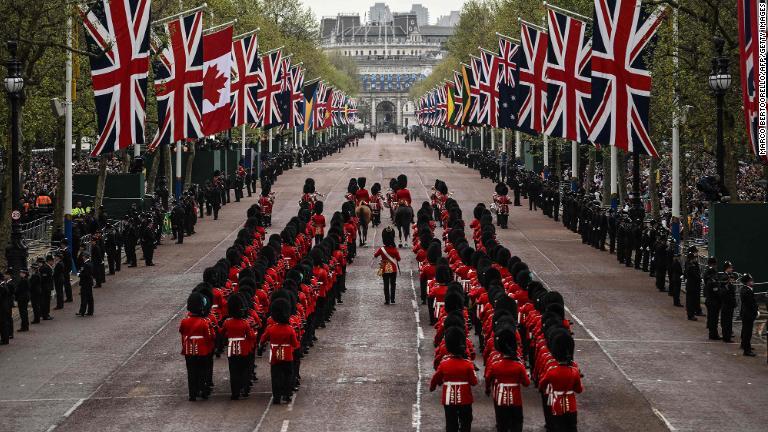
xmin=41 ymin=289 xmax=52 ymax=318
xmin=444 ymin=405 xmax=473 ymax=432
xmin=494 ymin=405 xmax=523 ymax=432
xmin=30 ymin=292 xmax=41 ymax=322
xmin=142 ymin=244 xmax=154 ymax=265
xmin=228 ymin=355 xmax=251 ymax=397
xmin=64 ymin=277 xmax=73 ymax=301
xmin=419 ymin=278 xmax=428 ymax=304
xmin=17 ymin=299 xmax=29 ymax=330
xmin=54 ymin=280 xmax=65 ymax=308
xmin=78 ymin=287 xmax=94 ymax=315
xmin=107 ymin=251 xmax=116 ymax=274
xmin=185 ymin=356 xmax=208 ymax=399
xmin=721 ymin=304 xmax=734 ymax=340
xmin=125 ymin=243 xmax=137 ymax=266
xmin=551 ymin=413 xmax=578 ymax=432
xmin=686 ymin=289 xmax=700 ymax=319
xmin=382 ymin=273 xmax=397 ymax=303
xmin=705 ymin=299 xmax=722 ymax=338
xmin=740 ymin=318 xmax=754 ymax=352
xmin=172 ymin=225 xmax=184 ymax=244
xmin=270 ymin=362 xmax=294 ymax=399
xmin=671 ymin=281 xmax=682 ymax=305
xmin=94 ymin=263 xmax=105 ymax=286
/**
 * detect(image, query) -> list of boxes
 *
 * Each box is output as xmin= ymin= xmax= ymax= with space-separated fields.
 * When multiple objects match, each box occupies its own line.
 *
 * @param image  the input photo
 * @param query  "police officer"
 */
xmin=140 ymin=216 xmax=156 ymax=266
xmin=171 ymin=199 xmax=186 ymax=244
xmin=684 ymin=252 xmax=702 ymax=321
xmin=76 ymin=251 xmax=95 ymax=317
xmin=0 ymin=273 xmax=13 ymax=344
xmin=739 ymin=274 xmax=758 ymax=356
xmin=703 ymin=257 xmax=721 ymax=340
xmin=59 ymin=239 xmax=74 ymax=301
xmin=123 ymin=216 xmax=139 ymax=267
xmin=719 ymin=261 xmax=737 ymax=343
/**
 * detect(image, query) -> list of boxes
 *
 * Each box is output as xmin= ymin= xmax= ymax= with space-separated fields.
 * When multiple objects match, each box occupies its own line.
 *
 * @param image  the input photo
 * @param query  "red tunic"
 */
xmin=355 ymin=188 xmax=371 ymax=205
xmin=396 ymin=188 xmax=412 ymax=206
xmin=374 ymin=246 xmax=401 ymax=273
xmin=221 ymin=317 xmax=256 ymax=356
xmin=485 ymin=357 xmax=530 ymax=406
xmin=260 ymin=323 xmax=300 ymax=364
xmin=179 ymin=315 xmax=216 ymax=356
xmin=259 ymin=196 xmax=273 ymax=215
xmin=429 ymin=355 xmax=478 ymax=405
xmin=539 ymin=364 xmax=583 ymax=415
xmin=311 ymin=214 xmax=326 ymax=236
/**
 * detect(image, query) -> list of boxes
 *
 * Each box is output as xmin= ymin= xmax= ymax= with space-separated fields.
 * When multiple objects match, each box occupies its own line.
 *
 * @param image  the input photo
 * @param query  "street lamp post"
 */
xmin=4 ymin=40 xmax=28 ymax=271
xmin=708 ymin=37 xmax=731 ymax=194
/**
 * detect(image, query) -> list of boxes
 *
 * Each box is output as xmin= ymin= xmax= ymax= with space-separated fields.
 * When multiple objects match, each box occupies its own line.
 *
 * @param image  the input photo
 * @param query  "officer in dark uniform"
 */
xmin=719 ymin=261 xmax=737 ymax=343
xmin=607 ymin=209 xmax=617 ymax=254
xmin=184 ymin=193 xmax=196 ymax=236
xmin=140 ymin=215 xmax=156 ymax=266
xmin=703 ymin=257 xmax=721 ymax=340
xmin=123 ymin=216 xmax=138 ymax=267
xmin=739 ymin=273 xmax=758 ymax=356
xmin=0 ymin=273 xmax=13 ymax=344
xmin=668 ymin=251 xmax=683 ymax=307
xmin=171 ymin=199 xmax=185 ymax=244
xmin=76 ymin=251 xmax=95 ymax=317
xmin=90 ymin=236 xmax=105 ymax=288
xmin=104 ymin=225 xmax=119 ymax=275
xmin=40 ymin=255 xmax=55 ymax=320
xmin=53 ymin=250 xmax=67 ymax=309
xmin=653 ymin=237 xmax=667 ymax=291
xmin=29 ymin=259 xmax=43 ymax=324
xmin=684 ymin=251 xmax=702 ymax=320
xmin=59 ymin=239 xmax=74 ymax=302
xmin=15 ymin=267 xmax=31 ymax=331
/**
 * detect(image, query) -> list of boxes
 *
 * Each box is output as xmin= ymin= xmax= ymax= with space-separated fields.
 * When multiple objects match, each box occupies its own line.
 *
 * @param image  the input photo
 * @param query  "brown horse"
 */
xmin=355 ymin=204 xmax=372 ymax=246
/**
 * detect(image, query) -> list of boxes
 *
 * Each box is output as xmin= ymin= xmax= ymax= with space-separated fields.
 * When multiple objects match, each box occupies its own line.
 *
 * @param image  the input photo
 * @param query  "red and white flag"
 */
xmin=202 ymin=26 xmax=233 ymax=135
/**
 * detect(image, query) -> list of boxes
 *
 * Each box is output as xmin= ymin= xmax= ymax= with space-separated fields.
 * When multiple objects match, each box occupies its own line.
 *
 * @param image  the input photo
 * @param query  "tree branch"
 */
xmin=16 ymin=37 xmax=102 ymax=58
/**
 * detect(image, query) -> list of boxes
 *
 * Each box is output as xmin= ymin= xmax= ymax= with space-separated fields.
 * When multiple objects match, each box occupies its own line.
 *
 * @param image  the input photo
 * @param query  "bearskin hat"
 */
xmin=271 ymin=298 xmax=291 ymax=324
xmin=495 ymin=182 xmax=508 ymax=195
xmin=389 ymin=178 xmax=399 ymax=190
xmin=186 ymin=292 xmax=207 ymax=316
xmin=473 ymin=204 xmax=486 ymax=221
xmin=436 ymin=180 xmax=448 ymax=195
xmin=305 ymin=178 xmax=316 ymax=193
xmin=227 ymin=294 xmax=246 ymax=319
xmin=549 ymin=328 xmax=574 ymax=363
xmin=495 ymin=247 xmax=511 ymax=267
xmin=444 ymin=292 xmax=464 ymax=314
xmin=460 ymin=247 xmax=475 ymax=266
xmin=357 ymin=177 xmax=367 ymax=188
xmin=382 ymin=226 xmax=396 ymax=247
xmin=371 ymin=182 xmax=381 ymax=195
xmin=494 ymin=325 xmax=518 ymax=357
xmin=427 ymin=242 xmax=442 ymax=264
xmin=225 ymin=247 xmax=242 ymax=267
xmin=314 ymin=200 xmax=324 ymax=215
xmin=479 ymin=267 xmax=501 ymax=288
xmin=435 ymin=265 xmax=452 ymax=284
xmin=347 ymin=179 xmax=358 ymax=194
xmin=444 ymin=326 xmax=467 ymax=357
xmin=397 ymin=174 xmax=408 ymax=189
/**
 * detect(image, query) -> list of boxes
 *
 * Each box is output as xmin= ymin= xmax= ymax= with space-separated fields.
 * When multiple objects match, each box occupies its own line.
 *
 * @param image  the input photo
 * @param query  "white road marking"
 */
xmin=251 ymin=397 xmax=274 ymax=432
xmin=280 ymin=420 xmax=290 ymax=432
xmin=409 ymin=270 xmax=422 ymax=432
xmin=652 ymin=408 xmax=677 ymax=431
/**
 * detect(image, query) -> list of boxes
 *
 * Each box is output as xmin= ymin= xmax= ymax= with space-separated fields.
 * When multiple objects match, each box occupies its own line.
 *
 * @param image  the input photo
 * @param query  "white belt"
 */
xmin=443 ymin=381 xmax=469 ymax=405
xmin=547 ymin=388 xmax=575 ymax=406
xmin=227 ymin=337 xmax=245 ymax=357
xmin=495 ymin=383 xmax=520 ymax=406
xmin=434 ymin=301 xmax=445 ymax=318
xmin=188 ymin=336 xmax=204 ymax=339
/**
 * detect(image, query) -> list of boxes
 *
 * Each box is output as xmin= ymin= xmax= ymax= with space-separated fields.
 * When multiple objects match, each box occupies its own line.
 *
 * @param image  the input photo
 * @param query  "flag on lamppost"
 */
xmin=79 ymin=0 xmax=151 ymax=157
xmin=497 ymin=35 xmax=520 ymax=130
xmin=588 ymin=0 xmax=666 ymax=156
xmin=230 ymin=34 xmax=260 ymax=127
xmin=149 ymin=10 xmax=205 ymax=151
xmin=303 ymin=79 xmax=319 ymax=133
xmin=737 ymin=0 xmax=768 ymax=163
xmin=544 ymin=8 xmax=592 ymax=143
xmin=517 ymin=20 xmax=549 ymax=136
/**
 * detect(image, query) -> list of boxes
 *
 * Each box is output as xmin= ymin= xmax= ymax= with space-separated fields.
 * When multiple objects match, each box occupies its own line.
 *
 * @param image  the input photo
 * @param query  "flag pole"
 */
xmin=203 ymin=19 xmax=237 ymax=35
xmin=515 ymin=130 xmax=521 ymax=159
xmin=241 ymin=124 xmax=246 ymax=156
xmin=64 ymin=12 xmax=74 ymax=266
xmin=269 ymin=129 xmax=273 ymax=153
xmin=572 ymin=141 xmax=579 ymax=188
xmin=542 ymin=2 xmax=593 ymax=22
xmin=543 ymin=134 xmax=549 ymax=168
xmin=233 ymin=28 xmax=260 ymax=40
xmin=152 ymin=4 xmax=209 ymax=26
xmin=495 ymin=32 xmax=521 ymax=43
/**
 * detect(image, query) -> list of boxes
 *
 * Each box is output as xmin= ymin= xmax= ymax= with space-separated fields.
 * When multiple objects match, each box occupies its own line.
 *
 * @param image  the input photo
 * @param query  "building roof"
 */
xmin=419 ymin=25 xmax=455 ymax=37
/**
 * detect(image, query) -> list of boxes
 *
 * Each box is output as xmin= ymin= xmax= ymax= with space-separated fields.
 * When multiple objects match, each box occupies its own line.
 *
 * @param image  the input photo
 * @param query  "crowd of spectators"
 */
xmin=17 ymin=152 xmax=125 ymax=224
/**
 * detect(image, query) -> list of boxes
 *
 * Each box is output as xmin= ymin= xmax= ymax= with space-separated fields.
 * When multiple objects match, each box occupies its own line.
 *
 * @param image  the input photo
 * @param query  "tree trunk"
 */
xmin=52 ymin=123 xmax=65 ymax=232
xmin=649 ymin=157 xmax=660 ymax=219
xmin=555 ymin=141 xmax=562 ymax=180
xmin=122 ymin=149 xmax=130 ymax=173
xmin=145 ymin=150 xmax=160 ymax=194
xmin=93 ymin=155 xmax=108 ymax=209
xmin=602 ymin=147 xmax=611 ymax=206
xmin=0 ymin=158 xmax=12 ymax=270
xmin=184 ymin=143 xmax=195 ymax=189
xmin=680 ymin=149 xmax=690 ymax=239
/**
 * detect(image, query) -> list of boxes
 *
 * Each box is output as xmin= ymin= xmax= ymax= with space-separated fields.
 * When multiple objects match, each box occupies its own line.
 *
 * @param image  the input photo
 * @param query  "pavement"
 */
xmin=1 ymin=134 xmax=766 ymax=432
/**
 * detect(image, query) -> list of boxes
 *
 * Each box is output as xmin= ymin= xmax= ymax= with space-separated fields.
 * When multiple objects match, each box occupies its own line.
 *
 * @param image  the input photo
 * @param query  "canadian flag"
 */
xmin=202 ymin=26 xmax=233 ymax=135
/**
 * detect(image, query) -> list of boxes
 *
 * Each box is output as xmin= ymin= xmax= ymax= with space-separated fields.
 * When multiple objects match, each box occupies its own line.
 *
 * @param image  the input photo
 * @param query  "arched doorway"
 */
xmin=375 ymin=100 xmax=396 ymax=132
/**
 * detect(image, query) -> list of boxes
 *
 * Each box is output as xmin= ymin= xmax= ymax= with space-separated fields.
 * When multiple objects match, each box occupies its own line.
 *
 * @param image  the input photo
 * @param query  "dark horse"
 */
xmin=393 ymin=203 xmax=414 ymax=247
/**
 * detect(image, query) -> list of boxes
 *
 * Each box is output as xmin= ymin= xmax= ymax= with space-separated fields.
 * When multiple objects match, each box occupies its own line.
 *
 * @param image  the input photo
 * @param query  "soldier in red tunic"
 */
xmin=373 ymin=227 xmax=401 ymax=304
xmin=179 ymin=292 xmax=216 ymax=401
xmin=258 ymin=183 xmax=274 ymax=227
xmin=369 ymin=182 xmax=383 ymax=226
xmin=485 ymin=325 xmax=530 ymax=432
xmin=494 ymin=183 xmax=512 ymax=229
xmin=355 ymin=177 xmax=371 ymax=206
xmin=221 ymin=294 xmax=257 ymax=400
xmin=311 ymin=201 xmax=326 ymax=246
xmin=396 ymin=174 xmax=412 ymax=206
xmin=538 ymin=330 xmax=583 ymax=432
xmin=430 ymin=326 xmax=478 ymax=432
xmin=260 ymin=298 xmax=301 ymax=404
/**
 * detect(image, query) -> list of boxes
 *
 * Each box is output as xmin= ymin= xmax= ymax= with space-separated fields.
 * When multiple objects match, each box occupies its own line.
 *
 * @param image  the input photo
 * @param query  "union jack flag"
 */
xmin=436 ymin=85 xmax=448 ymax=126
xmin=545 ymin=9 xmax=592 ymax=143
xmin=331 ymin=90 xmax=345 ymax=126
xmin=256 ymin=50 xmax=285 ymax=129
xmin=80 ymin=0 xmax=151 ymax=157
xmin=738 ymin=0 xmax=768 ymax=163
xmin=451 ymin=70 xmax=465 ymax=128
xmin=477 ymin=50 xmax=501 ymax=127
xmin=589 ymin=0 xmax=666 ymax=156
xmin=288 ymin=66 xmax=305 ymax=129
xmin=149 ymin=10 xmax=204 ymax=151
xmin=313 ymin=82 xmax=331 ymax=130
xmin=230 ymin=34 xmax=260 ymax=127
xmin=517 ymin=21 xmax=549 ymax=136
xmin=466 ymin=59 xmax=483 ymax=126
xmin=497 ymin=36 xmax=520 ymax=130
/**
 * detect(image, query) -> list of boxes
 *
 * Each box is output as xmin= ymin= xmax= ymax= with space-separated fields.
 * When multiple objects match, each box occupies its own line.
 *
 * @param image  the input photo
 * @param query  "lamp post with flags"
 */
xmin=4 ymin=40 xmax=28 ymax=271
xmin=708 ymin=36 xmax=731 ymax=195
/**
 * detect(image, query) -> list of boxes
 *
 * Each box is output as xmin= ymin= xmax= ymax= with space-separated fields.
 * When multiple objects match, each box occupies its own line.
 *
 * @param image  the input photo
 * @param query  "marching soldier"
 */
xmin=123 ymin=216 xmax=138 ymax=268
xmin=179 ymin=292 xmax=215 ymax=401
xmin=429 ymin=326 xmax=478 ymax=432
xmin=259 ymin=298 xmax=301 ymax=404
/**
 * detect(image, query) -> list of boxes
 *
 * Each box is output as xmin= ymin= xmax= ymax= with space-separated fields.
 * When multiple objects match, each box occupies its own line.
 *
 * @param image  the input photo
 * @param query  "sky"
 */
xmin=303 ymin=0 xmax=466 ymax=25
